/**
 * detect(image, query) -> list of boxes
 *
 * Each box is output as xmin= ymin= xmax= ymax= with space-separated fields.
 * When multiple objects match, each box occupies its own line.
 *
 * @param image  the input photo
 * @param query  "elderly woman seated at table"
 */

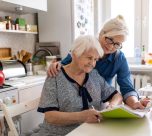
xmin=34 ymin=35 xmax=122 ymax=136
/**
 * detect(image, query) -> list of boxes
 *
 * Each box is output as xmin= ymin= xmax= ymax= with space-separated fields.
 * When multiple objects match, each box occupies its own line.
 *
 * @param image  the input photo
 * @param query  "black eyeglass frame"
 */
xmin=105 ymin=37 xmax=122 ymax=49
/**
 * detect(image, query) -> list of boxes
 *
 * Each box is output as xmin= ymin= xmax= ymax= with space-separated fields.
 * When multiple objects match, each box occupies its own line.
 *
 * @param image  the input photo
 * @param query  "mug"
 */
xmin=25 ymin=63 xmax=33 ymax=76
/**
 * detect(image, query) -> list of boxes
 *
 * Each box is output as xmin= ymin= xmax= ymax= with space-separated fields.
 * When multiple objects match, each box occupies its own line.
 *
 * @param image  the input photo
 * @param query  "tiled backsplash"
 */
xmin=0 ymin=11 xmax=38 ymax=56
xmin=0 ymin=33 xmax=37 ymax=55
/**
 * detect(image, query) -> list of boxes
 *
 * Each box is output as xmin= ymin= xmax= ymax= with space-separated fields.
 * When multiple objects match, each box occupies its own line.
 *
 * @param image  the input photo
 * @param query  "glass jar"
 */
xmin=145 ymin=53 xmax=152 ymax=65
xmin=46 ymin=56 xmax=57 ymax=70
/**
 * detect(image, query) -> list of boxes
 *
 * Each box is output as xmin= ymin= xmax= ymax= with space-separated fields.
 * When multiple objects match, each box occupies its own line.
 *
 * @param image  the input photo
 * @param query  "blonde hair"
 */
xmin=99 ymin=15 xmax=128 ymax=38
xmin=71 ymin=35 xmax=104 ymax=58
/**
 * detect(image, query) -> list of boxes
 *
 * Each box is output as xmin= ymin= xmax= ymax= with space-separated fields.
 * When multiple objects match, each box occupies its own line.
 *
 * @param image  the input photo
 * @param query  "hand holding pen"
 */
xmin=80 ymin=106 xmax=101 ymax=123
xmin=91 ymin=105 xmax=101 ymax=123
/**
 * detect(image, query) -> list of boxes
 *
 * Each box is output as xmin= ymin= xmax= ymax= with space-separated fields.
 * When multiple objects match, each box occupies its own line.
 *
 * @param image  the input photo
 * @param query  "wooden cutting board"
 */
xmin=0 ymin=48 xmax=12 ymax=58
xmin=0 ymin=57 xmax=12 ymax=60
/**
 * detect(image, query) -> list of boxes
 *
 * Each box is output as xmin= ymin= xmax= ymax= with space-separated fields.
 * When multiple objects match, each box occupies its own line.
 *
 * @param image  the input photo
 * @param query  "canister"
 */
xmin=46 ymin=56 xmax=57 ymax=70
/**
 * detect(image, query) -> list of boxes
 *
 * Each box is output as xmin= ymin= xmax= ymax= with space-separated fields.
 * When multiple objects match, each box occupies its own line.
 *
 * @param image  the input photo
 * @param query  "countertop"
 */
xmin=66 ymin=111 xmax=152 ymax=136
xmin=129 ymin=64 xmax=152 ymax=72
xmin=5 ymin=75 xmax=46 ymax=89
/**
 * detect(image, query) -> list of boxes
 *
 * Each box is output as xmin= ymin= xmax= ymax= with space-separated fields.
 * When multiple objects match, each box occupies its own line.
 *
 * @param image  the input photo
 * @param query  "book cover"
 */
xmin=100 ymin=105 xmax=148 ymax=119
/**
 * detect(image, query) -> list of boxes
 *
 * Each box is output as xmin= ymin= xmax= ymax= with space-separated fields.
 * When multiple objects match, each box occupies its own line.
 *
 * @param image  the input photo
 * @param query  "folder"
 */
xmin=100 ymin=105 xmax=149 ymax=118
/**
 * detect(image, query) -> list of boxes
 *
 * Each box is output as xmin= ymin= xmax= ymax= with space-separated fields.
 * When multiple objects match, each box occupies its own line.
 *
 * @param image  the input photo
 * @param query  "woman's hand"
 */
xmin=80 ymin=109 xmax=101 ymax=123
xmin=47 ymin=61 xmax=61 ymax=77
xmin=131 ymin=98 xmax=150 ymax=109
xmin=125 ymin=96 xmax=150 ymax=109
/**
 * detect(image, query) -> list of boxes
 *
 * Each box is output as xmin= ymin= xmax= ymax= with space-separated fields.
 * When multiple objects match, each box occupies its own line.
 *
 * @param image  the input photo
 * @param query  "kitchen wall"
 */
xmin=0 ymin=11 xmax=38 ymax=56
xmin=38 ymin=0 xmax=72 ymax=58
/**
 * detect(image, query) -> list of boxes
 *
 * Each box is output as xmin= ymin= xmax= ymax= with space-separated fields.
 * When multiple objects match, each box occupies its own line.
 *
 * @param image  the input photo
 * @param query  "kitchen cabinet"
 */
xmin=18 ymin=83 xmax=44 ymax=134
xmin=0 ymin=89 xmax=18 ymax=105
xmin=0 ymin=0 xmax=47 ymax=13
xmin=19 ymin=84 xmax=43 ymax=102
xmin=0 ymin=83 xmax=45 ymax=134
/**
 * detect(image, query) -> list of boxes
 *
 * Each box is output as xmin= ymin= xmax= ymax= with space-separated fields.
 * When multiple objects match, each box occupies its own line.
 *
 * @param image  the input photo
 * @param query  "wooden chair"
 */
xmin=0 ymin=97 xmax=40 ymax=136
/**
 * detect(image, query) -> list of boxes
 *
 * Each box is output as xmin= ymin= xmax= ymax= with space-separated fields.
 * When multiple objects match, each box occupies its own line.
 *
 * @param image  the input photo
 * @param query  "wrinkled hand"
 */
xmin=140 ymin=97 xmax=151 ymax=107
xmin=132 ymin=98 xmax=150 ymax=109
xmin=106 ymin=103 xmax=116 ymax=109
xmin=80 ymin=109 xmax=102 ymax=123
xmin=47 ymin=61 xmax=61 ymax=77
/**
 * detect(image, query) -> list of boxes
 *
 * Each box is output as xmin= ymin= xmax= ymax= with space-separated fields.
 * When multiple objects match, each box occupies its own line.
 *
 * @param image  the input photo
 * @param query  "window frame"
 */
xmin=97 ymin=0 xmax=150 ymax=64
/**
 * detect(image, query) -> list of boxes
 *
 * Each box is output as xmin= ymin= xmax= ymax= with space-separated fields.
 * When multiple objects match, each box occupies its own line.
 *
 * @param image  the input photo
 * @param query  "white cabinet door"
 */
xmin=18 ymin=84 xmax=44 ymax=134
xmin=19 ymin=84 xmax=43 ymax=102
xmin=2 ymin=0 xmax=20 ymax=4
xmin=1 ymin=0 xmax=47 ymax=11
xmin=0 ymin=89 xmax=18 ymax=105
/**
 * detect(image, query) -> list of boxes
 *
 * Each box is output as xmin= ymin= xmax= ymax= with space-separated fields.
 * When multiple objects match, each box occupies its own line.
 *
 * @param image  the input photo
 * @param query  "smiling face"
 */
xmin=73 ymin=48 xmax=100 ymax=73
xmin=99 ymin=35 xmax=125 ymax=54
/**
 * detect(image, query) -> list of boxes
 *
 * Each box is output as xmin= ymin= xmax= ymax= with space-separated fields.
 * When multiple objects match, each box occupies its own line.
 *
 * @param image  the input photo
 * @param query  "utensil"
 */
xmin=20 ymin=50 xmax=26 ymax=57
xmin=22 ymin=52 xmax=32 ymax=63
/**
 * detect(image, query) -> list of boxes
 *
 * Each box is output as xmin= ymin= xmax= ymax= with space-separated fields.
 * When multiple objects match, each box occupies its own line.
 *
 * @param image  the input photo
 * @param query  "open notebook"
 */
xmin=100 ymin=105 xmax=149 ymax=118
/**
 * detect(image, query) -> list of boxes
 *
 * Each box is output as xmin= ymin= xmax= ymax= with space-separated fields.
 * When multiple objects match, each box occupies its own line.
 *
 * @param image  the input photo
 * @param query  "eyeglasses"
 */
xmin=105 ymin=37 xmax=122 ymax=49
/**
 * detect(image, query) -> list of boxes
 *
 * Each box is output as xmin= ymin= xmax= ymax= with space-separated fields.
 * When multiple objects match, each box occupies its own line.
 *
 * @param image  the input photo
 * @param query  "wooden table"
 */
xmin=66 ymin=112 xmax=152 ymax=136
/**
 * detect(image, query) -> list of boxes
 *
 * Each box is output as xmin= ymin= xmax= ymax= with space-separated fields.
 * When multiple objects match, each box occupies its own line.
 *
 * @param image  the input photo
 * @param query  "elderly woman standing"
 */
xmin=34 ymin=35 xmax=122 ymax=136
xmin=48 ymin=15 xmax=149 ymax=109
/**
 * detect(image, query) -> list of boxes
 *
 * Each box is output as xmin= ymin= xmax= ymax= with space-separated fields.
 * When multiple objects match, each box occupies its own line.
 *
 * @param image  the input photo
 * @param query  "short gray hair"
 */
xmin=71 ymin=35 xmax=104 ymax=58
xmin=99 ymin=15 xmax=128 ymax=38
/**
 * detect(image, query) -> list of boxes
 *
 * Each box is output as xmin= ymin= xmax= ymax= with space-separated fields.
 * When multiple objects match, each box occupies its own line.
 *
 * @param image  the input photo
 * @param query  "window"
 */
xmin=99 ymin=0 xmax=152 ymax=64
xmin=149 ymin=0 xmax=152 ymax=52
xmin=111 ymin=0 xmax=135 ymax=58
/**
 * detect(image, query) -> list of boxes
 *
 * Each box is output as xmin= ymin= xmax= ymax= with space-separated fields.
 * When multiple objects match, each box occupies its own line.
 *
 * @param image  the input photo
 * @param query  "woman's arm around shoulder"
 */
xmin=47 ymin=53 xmax=72 ymax=77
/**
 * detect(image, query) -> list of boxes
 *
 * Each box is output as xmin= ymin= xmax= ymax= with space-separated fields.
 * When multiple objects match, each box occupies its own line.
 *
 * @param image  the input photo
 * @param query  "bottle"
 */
xmin=0 ymin=17 xmax=3 ymax=22
xmin=5 ymin=16 xmax=11 ymax=30
xmin=135 ymin=46 xmax=141 ymax=64
xmin=141 ymin=45 xmax=146 ymax=65
xmin=11 ymin=20 xmax=15 ymax=30
xmin=145 ymin=53 xmax=152 ymax=65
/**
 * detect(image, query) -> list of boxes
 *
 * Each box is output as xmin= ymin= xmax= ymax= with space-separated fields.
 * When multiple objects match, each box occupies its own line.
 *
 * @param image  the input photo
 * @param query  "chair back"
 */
xmin=0 ymin=97 xmax=40 ymax=136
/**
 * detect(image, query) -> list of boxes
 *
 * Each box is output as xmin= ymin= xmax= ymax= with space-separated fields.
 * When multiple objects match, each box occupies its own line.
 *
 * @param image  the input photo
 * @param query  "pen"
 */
xmin=91 ymin=105 xmax=100 ymax=123
xmin=91 ymin=105 xmax=95 ymax=110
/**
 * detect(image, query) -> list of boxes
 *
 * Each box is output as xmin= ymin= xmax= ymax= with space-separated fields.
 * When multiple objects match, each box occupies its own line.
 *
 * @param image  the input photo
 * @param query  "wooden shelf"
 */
xmin=0 ymin=30 xmax=38 ymax=34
